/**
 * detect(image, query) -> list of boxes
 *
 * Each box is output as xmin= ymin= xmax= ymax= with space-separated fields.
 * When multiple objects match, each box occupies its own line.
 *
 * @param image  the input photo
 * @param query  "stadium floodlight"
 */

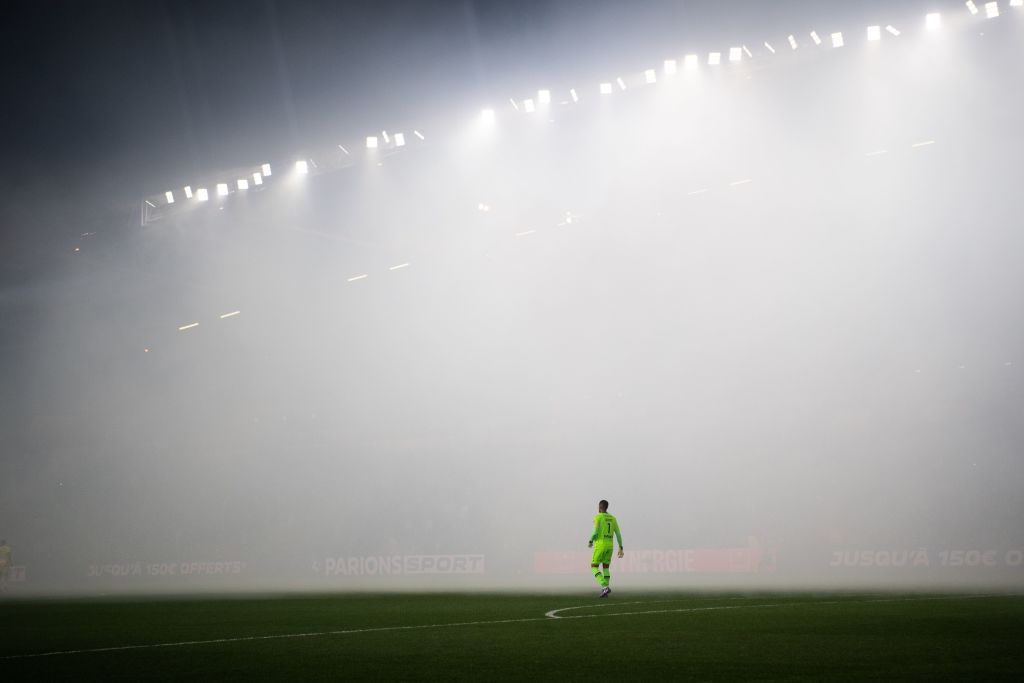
xmin=338 ymin=143 xmax=350 ymax=155
xmin=1012 ymin=0 xmax=1022 ymax=7
xmin=600 ymin=82 xmax=613 ymax=94
xmin=381 ymin=131 xmax=390 ymax=144
xmin=926 ymin=12 xmax=942 ymax=30
xmin=219 ymin=310 xmax=240 ymax=319
xmin=413 ymin=130 xmax=425 ymax=140
xmin=684 ymin=54 xmax=699 ymax=70
xmin=985 ymin=1 xmax=999 ymax=17
xmin=394 ymin=132 xmax=406 ymax=147
xmin=616 ymin=77 xmax=626 ymax=90
xmin=178 ymin=322 xmax=199 ymax=331
xmin=295 ymin=160 xmax=308 ymax=174
xmin=183 ymin=185 xmax=193 ymax=199
xmin=764 ymin=41 xmax=776 ymax=53
xmin=523 ymin=98 xmax=536 ymax=113
xmin=481 ymin=108 xmax=495 ymax=125
xmin=644 ymin=68 xmax=657 ymax=84
xmin=788 ymin=34 xmax=799 ymax=49
xmin=165 ymin=191 xmax=174 ymax=204
xmin=708 ymin=52 xmax=721 ymax=65
xmin=810 ymin=31 xmax=822 ymax=45
xmin=729 ymin=47 xmax=742 ymax=62
xmin=538 ymin=89 xmax=551 ymax=104
xmin=867 ymin=25 xmax=881 ymax=41
xmin=966 ymin=1 xmax=979 ymax=15
xmin=216 ymin=182 xmax=229 ymax=197
xmin=569 ymin=88 xmax=579 ymax=102
xmin=197 ymin=188 xmax=209 ymax=201
xmin=237 ymin=178 xmax=249 ymax=190
xmin=261 ymin=163 xmax=272 ymax=177
xmin=886 ymin=25 xmax=901 ymax=35
xmin=743 ymin=45 xmax=753 ymax=58
xmin=663 ymin=59 xmax=677 ymax=75
xmin=366 ymin=136 xmax=378 ymax=148
xmin=831 ymin=32 xmax=844 ymax=47
xmin=252 ymin=172 xmax=263 ymax=186
xmin=509 ymin=97 xmax=519 ymax=111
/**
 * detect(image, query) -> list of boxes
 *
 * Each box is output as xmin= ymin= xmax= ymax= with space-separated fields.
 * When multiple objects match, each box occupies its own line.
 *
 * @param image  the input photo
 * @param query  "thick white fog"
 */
xmin=3 ymin=5 xmax=1024 ymax=593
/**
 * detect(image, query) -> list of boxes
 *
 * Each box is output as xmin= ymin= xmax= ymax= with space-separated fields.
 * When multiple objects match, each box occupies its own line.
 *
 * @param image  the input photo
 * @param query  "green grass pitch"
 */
xmin=3 ymin=592 xmax=1023 ymax=680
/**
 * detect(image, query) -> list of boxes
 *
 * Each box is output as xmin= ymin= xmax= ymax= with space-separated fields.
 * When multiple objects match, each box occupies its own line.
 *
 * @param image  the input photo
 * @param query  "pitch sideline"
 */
xmin=2 ymin=593 xmax=1014 ymax=661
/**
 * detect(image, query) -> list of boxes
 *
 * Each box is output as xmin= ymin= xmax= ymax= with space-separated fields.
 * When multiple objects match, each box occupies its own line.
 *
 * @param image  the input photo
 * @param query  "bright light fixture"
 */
xmin=886 ymin=25 xmax=901 ymax=35
xmin=252 ymin=172 xmax=263 ymax=186
xmin=764 ymin=41 xmax=776 ymax=53
xmin=708 ymin=52 xmax=721 ymax=65
xmin=985 ymin=1 xmax=999 ymax=17
xmin=926 ymin=12 xmax=942 ymax=29
xmin=569 ymin=88 xmax=579 ymax=102
xmin=538 ymin=89 xmax=551 ymax=104
xmin=197 ymin=188 xmax=209 ymax=201
xmin=867 ymin=25 xmax=881 ymax=41
xmin=600 ymin=82 xmax=613 ymax=94
xmin=663 ymin=59 xmax=678 ymax=75
xmin=831 ymin=32 xmax=844 ymax=47
xmin=381 ymin=130 xmax=390 ymax=144
xmin=684 ymin=54 xmax=699 ymax=70
xmin=216 ymin=183 xmax=228 ymax=197
xmin=523 ymin=98 xmax=536 ymax=113
xmin=295 ymin=160 xmax=308 ymax=174
xmin=743 ymin=45 xmax=753 ymax=58
xmin=616 ymin=77 xmax=626 ymax=91
xmin=184 ymin=185 xmax=193 ymax=199
xmin=966 ymin=1 xmax=979 ymax=15
xmin=810 ymin=31 xmax=822 ymax=45
xmin=481 ymin=108 xmax=495 ymax=124
xmin=237 ymin=178 xmax=248 ymax=190
xmin=788 ymin=34 xmax=798 ymax=49
xmin=261 ymin=163 xmax=272 ymax=177
xmin=366 ymin=136 xmax=378 ymax=149
xmin=413 ymin=130 xmax=425 ymax=140
xmin=1012 ymin=0 xmax=1022 ymax=7
xmin=394 ymin=132 xmax=406 ymax=147
xmin=729 ymin=47 xmax=742 ymax=62
xmin=644 ymin=69 xmax=656 ymax=84
xmin=165 ymin=191 xmax=174 ymax=204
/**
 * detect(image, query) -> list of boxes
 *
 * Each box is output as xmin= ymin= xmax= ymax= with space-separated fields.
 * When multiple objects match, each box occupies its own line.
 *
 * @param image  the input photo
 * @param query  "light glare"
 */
xmin=600 ymin=82 xmax=612 ymax=95
xmin=165 ymin=191 xmax=174 ymax=204
xmin=644 ymin=69 xmax=656 ymax=84
xmin=569 ymin=88 xmax=579 ymax=102
xmin=764 ymin=41 xmax=776 ymax=54
xmin=788 ymin=35 xmax=798 ymax=50
xmin=966 ymin=1 xmax=979 ymax=15
xmin=831 ymin=32 xmax=844 ymax=48
xmin=394 ymin=132 xmax=405 ymax=147
xmin=810 ymin=31 xmax=822 ymax=45
xmin=729 ymin=47 xmax=742 ymax=62
xmin=366 ymin=136 xmax=378 ymax=149
xmin=252 ymin=172 xmax=263 ymax=186
xmin=481 ymin=108 xmax=495 ymax=125
xmin=523 ymin=98 xmax=536 ymax=113
xmin=184 ymin=185 xmax=193 ymax=199
xmin=663 ymin=59 xmax=677 ymax=75
xmin=926 ymin=12 xmax=942 ymax=30
xmin=237 ymin=178 xmax=249 ymax=190
xmin=537 ymin=89 xmax=551 ymax=104
xmin=684 ymin=54 xmax=699 ymax=70
xmin=985 ymin=1 xmax=999 ymax=17
xmin=261 ymin=163 xmax=272 ymax=177
xmin=295 ymin=160 xmax=308 ymax=174
xmin=886 ymin=25 xmax=901 ymax=36
xmin=197 ymin=188 xmax=208 ymax=201
xmin=708 ymin=52 xmax=721 ymax=65
xmin=867 ymin=25 xmax=881 ymax=41
xmin=216 ymin=183 xmax=228 ymax=197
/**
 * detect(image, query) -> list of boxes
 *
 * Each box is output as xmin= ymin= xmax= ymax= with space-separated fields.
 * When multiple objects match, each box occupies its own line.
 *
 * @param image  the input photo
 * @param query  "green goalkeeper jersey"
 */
xmin=590 ymin=512 xmax=623 ymax=548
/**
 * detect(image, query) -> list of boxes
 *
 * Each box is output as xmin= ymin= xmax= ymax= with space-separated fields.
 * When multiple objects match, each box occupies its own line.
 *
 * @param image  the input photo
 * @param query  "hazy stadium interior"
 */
xmin=2 ymin=0 xmax=1023 ymax=594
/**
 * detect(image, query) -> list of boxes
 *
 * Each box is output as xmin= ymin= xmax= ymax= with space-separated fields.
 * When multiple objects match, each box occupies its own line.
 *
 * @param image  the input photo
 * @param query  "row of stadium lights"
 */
xmin=154 ymin=2 xmax=1020 ymax=208
xmin=499 ymin=4 xmax=1019 ymax=117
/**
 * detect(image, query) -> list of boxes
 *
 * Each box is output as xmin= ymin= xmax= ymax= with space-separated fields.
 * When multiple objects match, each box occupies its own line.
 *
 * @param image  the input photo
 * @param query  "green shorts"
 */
xmin=591 ymin=543 xmax=613 ymax=565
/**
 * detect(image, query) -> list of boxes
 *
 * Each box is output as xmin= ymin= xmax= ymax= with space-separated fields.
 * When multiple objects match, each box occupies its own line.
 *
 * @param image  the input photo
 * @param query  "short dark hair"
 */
xmin=598 ymin=500 xmax=609 ymax=511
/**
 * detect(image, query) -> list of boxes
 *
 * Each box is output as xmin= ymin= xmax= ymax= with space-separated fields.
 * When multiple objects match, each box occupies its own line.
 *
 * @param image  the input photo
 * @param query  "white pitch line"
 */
xmin=3 ymin=594 xmax=1014 ymax=661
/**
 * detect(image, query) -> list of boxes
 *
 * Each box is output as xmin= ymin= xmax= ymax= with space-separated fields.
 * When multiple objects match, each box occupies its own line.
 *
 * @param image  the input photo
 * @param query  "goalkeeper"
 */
xmin=588 ymin=500 xmax=624 ymax=597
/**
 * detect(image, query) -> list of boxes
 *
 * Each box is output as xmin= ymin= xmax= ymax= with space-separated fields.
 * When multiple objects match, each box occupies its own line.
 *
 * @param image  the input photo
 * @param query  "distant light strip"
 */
xmin=516 ymin=230 xmax=536 ymax=237
xmin=865 ymin=150 xmax=888 ymax=157
xmin=389 ymin=263 xmax=410 ymax=270
xmin=730 ymin=179 xmax=753 ymax=186
xmin=347 ymin=274 xmax=369 ymax=282
xmin=219 ymin=310 xmax=241 ymax=319
xmin=178 ymin=323 xmax=199 ymax=331
xmin=686 ymin=189 xmax=709 ymax=196
xmin=912 ymin=140 xmax=936 ymax=148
